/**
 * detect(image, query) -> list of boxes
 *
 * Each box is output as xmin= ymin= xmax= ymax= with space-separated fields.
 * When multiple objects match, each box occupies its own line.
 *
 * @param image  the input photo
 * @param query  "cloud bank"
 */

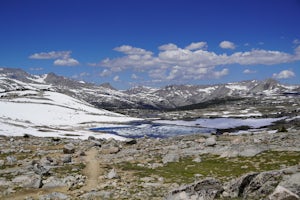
xmin=29 ymin=51 xmax=79 ymax=66
xmin=219 ymin=41 xmax=236 ymax=49
xmin=273 ymin=70 xmax=295 ymax=79
xmin=92 ymin=41 xmax=300 ymax=83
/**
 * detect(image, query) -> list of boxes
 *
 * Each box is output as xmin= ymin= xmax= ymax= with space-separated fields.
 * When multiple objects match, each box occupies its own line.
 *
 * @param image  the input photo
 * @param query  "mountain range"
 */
xmin=1 ymin=67 xmax=299 ymax=112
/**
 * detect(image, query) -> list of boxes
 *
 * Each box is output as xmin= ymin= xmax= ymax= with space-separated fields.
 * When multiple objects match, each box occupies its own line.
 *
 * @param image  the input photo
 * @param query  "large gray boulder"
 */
xmin=39 ymin=192 xmax=70 ymax=200
xmin=63 ymin=143 xmax=75 ymax=154
xmin=205 ymin=136 xmax=217 ymax=147
xmin=278 ymin=172 xmax=300 ymax=197
xmin=12 ymin=173 xmax=42 ymax=188
xmin=42 ymin=177 xmax=66 ymax=189
xmin=268 ymin=185 xmax=299 ymax=200
xmin=166 ymin=178 xmax=223 ymax=200
xmin=223 ymin=170 xmax=283 ymax=199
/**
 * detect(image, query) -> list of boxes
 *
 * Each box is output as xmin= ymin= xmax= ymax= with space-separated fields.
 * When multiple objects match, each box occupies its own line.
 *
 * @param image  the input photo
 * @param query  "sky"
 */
xmin=0 ymin=0 xmax=300 ymax=89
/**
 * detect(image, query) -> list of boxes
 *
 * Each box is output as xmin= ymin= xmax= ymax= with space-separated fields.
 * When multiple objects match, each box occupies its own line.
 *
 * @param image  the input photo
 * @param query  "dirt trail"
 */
xmin=81 ymin=147 xmax=102 ymax=191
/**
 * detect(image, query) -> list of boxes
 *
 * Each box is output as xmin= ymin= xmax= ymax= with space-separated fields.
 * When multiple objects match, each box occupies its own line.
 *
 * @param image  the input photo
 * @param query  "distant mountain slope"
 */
xmin=1 ymin=67 xmax=299 ymax=111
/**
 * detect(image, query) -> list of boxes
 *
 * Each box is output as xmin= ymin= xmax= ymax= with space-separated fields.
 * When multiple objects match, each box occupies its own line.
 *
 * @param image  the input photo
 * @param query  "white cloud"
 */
xmin=243 ymin=69 xmax=257 ymax=74
xmin=273 ymin=70 xmax=295 ymax=79
xmin=219 ymin=41 xmax=236 ymax=49
xmin=29 ymin=67 xmax=43 ymax=71
xmin=29 ymin=50 xmax=79 ymax=66
xmin=213 ymin=68 xmax=229 ymax=79
xmin=54 ymin=58 xmax=79 ymax=66
xmin=114 ymin=45 xmax=153 ymax=55
xmin=113 ymin=75 xmax=120 ymax=82
xmin=185 ymin=42 xmax=207 ymax=50
xmin=97 ymin=43 xmax=300 ymax=83
xmin=293 ymin=39 xmax=300 ymax=45
xmin=131 ymin=74 xmax=138 ymax=79
xmin=72 ymin=72 xmax=90 ymax=79
xmin=159 ymin=43 xmax=178 ymax=51
xmin=100 ymin=69 xmax=112 ymax=77
xmin=29 ymin=51 xmax=71 ymax=59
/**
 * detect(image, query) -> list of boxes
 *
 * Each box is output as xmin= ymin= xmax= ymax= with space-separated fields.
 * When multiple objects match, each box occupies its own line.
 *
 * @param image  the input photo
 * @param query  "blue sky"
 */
xmin=0 ymin=0 xmax=300 ymax=89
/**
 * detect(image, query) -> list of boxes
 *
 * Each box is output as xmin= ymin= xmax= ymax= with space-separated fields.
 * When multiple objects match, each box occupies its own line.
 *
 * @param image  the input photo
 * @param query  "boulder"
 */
xmin=268 ymin=185 xmax=299 ymax=200
xmin=162 ymin=153 xmax=180 ymax=164
xmin=79 ymin=191 xmax=112 ymax=199
xmin=166 ymin=178 xmax=223 ymax=200
xmin=39 ymin=192 xmax=70 ymax=200
xmin=63 ymin=143 xmax=75 ymax=154
xmin=107 ymin=168 xmax=119 ymax=179
xmin=12 ymin=173 xmax=42 ymax=188
xmin=32 ymin=162 xmax=50 ymax=176
xmin=101 ymin=146 xmax=120 ymax=154
xmin=278 ymin=172 xmax=300 ymax=196
xmin=125 ymin=139 xmax=137 ymax=145
xmin=6 ymin=156 xmax=17 ymax=165
xmin=238 ymin=145 xmax=266 ymax=157
xmin=42 ymin=177 xmax=66 ymax=188
xmin=0 ymin=159 xmax=4 ymax=167
xmin=205 ymin=136 xmax=217 ymax=147
xmin=61 ymin=155 xmax=72 ymax=163
xmin=224 ymin=170 xmax=283 ymax=199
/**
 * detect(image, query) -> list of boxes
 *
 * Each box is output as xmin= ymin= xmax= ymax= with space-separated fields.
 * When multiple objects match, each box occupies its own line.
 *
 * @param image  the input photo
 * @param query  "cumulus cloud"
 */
xmin=159 ymin=43 xmax=178 ymax=51
xmin=185 ymin=42 xmax=207 ymax=50
xmin=100 ymin=69 xmax=112 ymax=77
xmin=113 ymin=75 xmax=120 ymax=81
xmin=219 ymin=41 xmax=236 ymax=49
xmin=273 ymin=70 xmax=295 ymax=79
xmin=29 ymin=51 xmax=71 ymax=59
xmin=29 ymin=67 xmax=43 ymax=71
xmin=72 ymin=72 xmax=90 ymax=79
xmin=243 ymin=69 xmax=257 ymax=74
xmin=131 ymin=74 xmax=138 ymax=79
xmin=54 ymin=58 xmax=79 ymax=66
xmin=293 ymin=39 xmax=300 ymax=45
xmin=29 ymin=51 xmax=79 ymax=66
xmin=96 ymin=43 xmax=300 ymax=83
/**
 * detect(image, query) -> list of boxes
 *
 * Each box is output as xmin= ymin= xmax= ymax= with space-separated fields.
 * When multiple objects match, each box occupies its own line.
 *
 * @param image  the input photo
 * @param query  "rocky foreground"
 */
xmin=0 ymin=129 xmax=300 ymax=200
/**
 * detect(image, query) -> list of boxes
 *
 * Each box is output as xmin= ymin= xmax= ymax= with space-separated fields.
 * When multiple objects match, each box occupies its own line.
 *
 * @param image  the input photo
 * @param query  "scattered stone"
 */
xmin=79 ymin=191 xmax=112 ymax=199
xmin=76 ymin=150 xmax=86 ymax=157
xmin=224 ymin=170 xmax=283 ymax=199
xmin=32 ymin=162 xmax=50 ymax=176
xmin=107 ymin=168 xmax=119 ymax=179
xmin=205 ymin=136 xmax=217 ymax=147
xmin=268 ymin=185 xmax=300 ymax=200
xmin=39 ymin=192 xmax=70 ymax=200
xmin=238 ymin=145 xmax=266 ymax=157
xmin=101 ymin=146 xmax=120 ymax=154
xmin=125 ymin=139 xmax=137 ymax=145
xmin=12 ymin=173 xmax=42 ymax=188
xmin=6 ymin=156 xmax=17 ymax=165
xmin=278 ymin=172 xmax=300 ymax=196
xmin=166 ymin=178 xmax=223 ymax=200
xmin=192 ymin=156 xmax=202 ymax=163
xmin=162 ymin=153 xmax=180 ymax=164
xmin=61 ymin=155 xmax=72 ymax=163
xmin=0 ymin=159 xmax=4 ymax=167
xmin=63 ymin=143 xmax=75 ymax=154
xmin=87 ymin=136 xmax=96 ymax=140
xmin=42 ymin=177 xmax=66 ymax=188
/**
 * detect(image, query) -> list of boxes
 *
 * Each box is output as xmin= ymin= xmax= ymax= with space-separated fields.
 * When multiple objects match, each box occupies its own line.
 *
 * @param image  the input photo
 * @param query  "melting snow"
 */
xmin=155 ymin=117 xmax=285 ymax=129
xmin=0 ymin=91 xmax=141 ymax=140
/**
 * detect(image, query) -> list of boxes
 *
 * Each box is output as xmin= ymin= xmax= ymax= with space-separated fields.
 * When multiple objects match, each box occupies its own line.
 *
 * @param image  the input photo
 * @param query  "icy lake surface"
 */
xmin=91 ymin=122 xmax=215 ymax=138
xmin=91 ymin=117 xmax=285 ymax=138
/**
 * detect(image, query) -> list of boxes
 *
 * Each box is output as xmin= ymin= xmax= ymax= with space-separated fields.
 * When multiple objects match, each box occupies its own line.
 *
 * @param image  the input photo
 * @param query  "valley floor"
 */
xmin=0 ymin=129 xmax=300 ymax=199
